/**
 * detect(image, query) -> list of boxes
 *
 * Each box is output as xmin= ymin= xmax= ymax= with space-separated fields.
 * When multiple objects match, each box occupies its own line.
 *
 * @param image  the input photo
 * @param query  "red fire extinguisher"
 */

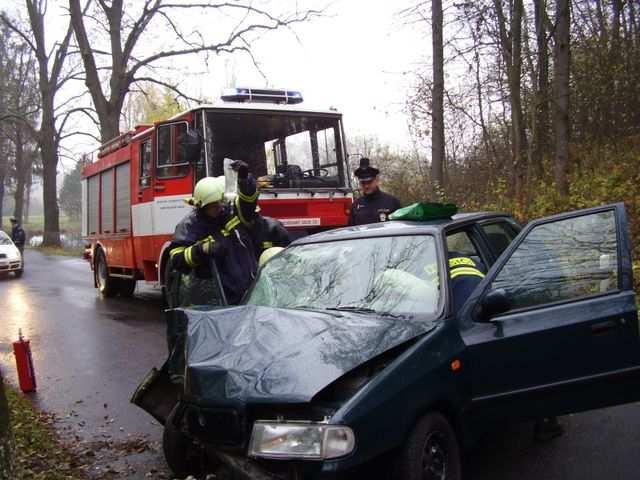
xmin=13 ymin=329 xmax=37 ymax=393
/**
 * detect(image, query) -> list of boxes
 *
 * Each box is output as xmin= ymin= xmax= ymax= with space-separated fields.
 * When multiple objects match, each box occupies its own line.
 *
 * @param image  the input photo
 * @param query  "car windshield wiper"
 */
xmin=326 ymin=306 xmax=408 ymax=319
xmin=288 ymin=305 xmax=344 ymax=317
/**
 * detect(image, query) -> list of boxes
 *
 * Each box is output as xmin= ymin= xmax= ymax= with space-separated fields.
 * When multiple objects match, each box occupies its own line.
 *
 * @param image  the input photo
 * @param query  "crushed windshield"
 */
xmin=245 ymin=235 xmax=441 ymax=318
xmin=205 ymin=111 xmax=346 ymax=189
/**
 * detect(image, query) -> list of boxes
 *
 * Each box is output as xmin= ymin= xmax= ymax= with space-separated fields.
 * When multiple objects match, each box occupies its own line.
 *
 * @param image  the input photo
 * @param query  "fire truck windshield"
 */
xmin=204 ymin=110 xmax=347 ymax=189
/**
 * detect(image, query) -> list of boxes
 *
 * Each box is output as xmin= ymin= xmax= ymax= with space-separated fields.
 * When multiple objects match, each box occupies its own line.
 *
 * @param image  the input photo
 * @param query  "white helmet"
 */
xmin=259 ymin=247 xmax=285 ymax=267
xmin=190 ymin=176 xmax=225 ymax=208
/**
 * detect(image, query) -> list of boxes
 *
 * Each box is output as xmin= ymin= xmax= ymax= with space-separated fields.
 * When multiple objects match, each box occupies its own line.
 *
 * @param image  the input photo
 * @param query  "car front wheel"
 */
xmin=395 ymin=412 xmax=462 ymax=480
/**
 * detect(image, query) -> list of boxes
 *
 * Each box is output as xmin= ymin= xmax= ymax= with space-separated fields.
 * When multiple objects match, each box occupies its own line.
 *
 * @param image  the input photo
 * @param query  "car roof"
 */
xmin=293 ymin=212 xmax=513 ymax=245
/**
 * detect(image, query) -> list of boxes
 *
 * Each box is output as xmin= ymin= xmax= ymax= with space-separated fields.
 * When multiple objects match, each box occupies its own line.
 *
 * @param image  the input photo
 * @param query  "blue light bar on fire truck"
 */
xmin=220 ymin=87 xmax=303 ymax=105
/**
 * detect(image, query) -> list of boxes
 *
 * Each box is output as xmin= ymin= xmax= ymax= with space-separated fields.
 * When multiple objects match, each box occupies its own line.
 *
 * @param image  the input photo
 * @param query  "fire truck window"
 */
xmin=116 ymin=163 xmax=131 ymax=233
xmin=87 ymin=175 xmax=100 ymax=235
xmin=101 ymin=169 xmax=114 ymax=234
xmin=206 ymin=111 xmax=345 ymax=187
xmin=317 ymin=127 xmax=338 ymax=176
xmin=157 ymin=124 xmax=189 ymax=178
xmin=285 ymin=131 xmax=313 ymax=171
xmin=139 ymin=140 xmax=152 ymax=188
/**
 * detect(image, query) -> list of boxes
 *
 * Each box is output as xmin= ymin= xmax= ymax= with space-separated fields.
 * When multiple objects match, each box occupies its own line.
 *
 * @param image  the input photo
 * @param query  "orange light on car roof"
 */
xmin=451 ymin=359 xmax=462 ymax=372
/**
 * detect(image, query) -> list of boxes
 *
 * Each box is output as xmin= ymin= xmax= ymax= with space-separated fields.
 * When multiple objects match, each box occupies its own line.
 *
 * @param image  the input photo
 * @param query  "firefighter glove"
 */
xmin=230 ymin=159 xmax=249 ymax=179
xmin=197 ymin=237 xmax=225 ymax=259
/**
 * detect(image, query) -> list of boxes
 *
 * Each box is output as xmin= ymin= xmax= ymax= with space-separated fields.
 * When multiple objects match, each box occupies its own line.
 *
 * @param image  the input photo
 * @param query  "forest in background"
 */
xmin=361 ymin=0 xmax=639 ymax=283
xmin=0 ymin=0 xmax=638 ymax=272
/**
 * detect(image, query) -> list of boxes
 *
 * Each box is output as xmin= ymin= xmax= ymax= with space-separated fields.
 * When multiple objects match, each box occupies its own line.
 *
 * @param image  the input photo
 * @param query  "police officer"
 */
xmin=10 ymin=218 xmax=26 ymax=256
xmin=349 ymin=158 xmax=401 ymax=226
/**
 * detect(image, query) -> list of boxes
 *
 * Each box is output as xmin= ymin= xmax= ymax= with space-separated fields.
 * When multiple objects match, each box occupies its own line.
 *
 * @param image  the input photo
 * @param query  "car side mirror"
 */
xmin=181 ymin=129 xmax=202 ymax=163
xmin=481 ymin=288 xmax=510 ymax=322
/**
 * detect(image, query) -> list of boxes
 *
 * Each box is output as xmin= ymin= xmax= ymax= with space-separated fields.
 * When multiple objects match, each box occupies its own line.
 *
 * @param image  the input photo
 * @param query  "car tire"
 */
xmin=14 ymin=268 xmax=23 ymax=278
xmin=163 ymin=406 xmax=204 ymax=478
xmin=116 ymin=278 xmax=136 ymax=297
xmin=95 ymin=249 xmax=116 ymax=297
xmin=394 ymin=412 xmax=462 ymax=480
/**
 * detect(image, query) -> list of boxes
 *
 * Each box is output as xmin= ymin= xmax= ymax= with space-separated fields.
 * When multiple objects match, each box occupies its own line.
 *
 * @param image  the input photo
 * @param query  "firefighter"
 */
xmin=348 ymin=157 xmax=401 ymax=226
xmin=165 ymin=160 xmax=277 ymax=380
xmin=448 ymin=254 xmax=486 ymax=313
xmin=168 ymin=160 xmax=260 ymax=307
xmin=10 ymin=218 xmax=26 ymax=257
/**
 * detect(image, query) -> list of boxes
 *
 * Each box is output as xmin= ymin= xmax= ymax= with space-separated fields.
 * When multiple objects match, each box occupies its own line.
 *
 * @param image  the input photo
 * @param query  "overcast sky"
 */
xmin=9 ymin=0 xmax=430 ymax=174
xmin=200 ymin=0 xmax=428 ymax=149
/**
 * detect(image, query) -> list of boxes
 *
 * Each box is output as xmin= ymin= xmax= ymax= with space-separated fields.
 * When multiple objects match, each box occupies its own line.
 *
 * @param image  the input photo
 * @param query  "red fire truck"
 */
xmin=81 ymin=88 xmax=353 ymax=296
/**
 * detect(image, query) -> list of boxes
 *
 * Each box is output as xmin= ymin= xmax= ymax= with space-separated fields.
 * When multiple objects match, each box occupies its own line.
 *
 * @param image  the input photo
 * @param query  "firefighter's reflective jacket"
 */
xmin=449 ymin=254 xmax=486 ymax=313
xmin=168 ymin=176 xmax=261 ymax=307
xmin=252 ymin=216 xmax=291 ymax=254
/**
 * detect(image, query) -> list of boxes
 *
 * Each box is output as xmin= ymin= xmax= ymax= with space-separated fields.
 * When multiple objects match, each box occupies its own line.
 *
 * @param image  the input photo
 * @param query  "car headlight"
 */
xmin=248 ymin=422 xmax=355 ymax=460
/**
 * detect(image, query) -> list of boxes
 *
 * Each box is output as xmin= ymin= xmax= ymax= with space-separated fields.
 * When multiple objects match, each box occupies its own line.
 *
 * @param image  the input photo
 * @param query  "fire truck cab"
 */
xmin=81 ymin=88 xmax=353 ymax=296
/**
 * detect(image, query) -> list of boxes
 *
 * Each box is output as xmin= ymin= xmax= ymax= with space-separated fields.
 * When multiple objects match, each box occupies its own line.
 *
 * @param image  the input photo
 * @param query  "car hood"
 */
xmin=183 ymin=305 xmax=437 ymax=404
xmin=0 ymin=244 xmax=19 ymax=258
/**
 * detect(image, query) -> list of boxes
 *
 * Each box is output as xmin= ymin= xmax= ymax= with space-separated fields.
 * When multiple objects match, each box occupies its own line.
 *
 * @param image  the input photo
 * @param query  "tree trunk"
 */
xmin=493 ymin=0 xmax=528 ymax=208
xmin=530 ymin=0 xmax=550 ymax=182
xmin=553 ymin=0 xmax=571 ymax=199
xmin=40 ymin=137 xmax=60 ymax=246
xmin=24 ymin=0 xmax=72 ymax=247
xmin=511 ymin=0 xmax=528 ymax=208
xmin=24 ymin=169 xmax=32 ymax=222
xmin=431 ymin=0 xmax=445 ymax=196
xmin=12 ymin=127 xmax=26 ymax=224
xmin=0 ymin=369 xmax=12 ymax=479
xmin=0 ymin=147 xmax=6 ymax=227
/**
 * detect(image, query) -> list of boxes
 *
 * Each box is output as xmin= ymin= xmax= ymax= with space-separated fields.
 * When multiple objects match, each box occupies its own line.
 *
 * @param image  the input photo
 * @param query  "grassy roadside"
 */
xmin=1 ymin=215 xmax=80 ymax=234
xmin=31 ymin=246 xmax=84 ymax=257
xmin=6 ymin=385 xmax=88 ymax=480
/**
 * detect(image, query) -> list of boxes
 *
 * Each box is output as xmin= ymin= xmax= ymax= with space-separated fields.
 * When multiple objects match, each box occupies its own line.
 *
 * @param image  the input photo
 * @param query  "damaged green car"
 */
xmin=133 ymin=203 xmax=639 ymax=480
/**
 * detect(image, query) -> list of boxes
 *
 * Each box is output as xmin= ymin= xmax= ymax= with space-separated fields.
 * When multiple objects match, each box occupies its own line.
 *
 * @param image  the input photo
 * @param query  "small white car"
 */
xmin=0 ymin=230 xmax=23 ymax=278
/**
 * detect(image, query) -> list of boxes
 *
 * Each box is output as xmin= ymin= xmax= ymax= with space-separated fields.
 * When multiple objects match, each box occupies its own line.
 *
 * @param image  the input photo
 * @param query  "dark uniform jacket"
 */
xmin=170 ymin=176 xmax=261 ymax=306
xmin=11 ymin=225 xmax=26 ymax=250
xmin=252 ymin=216 xmax=291 ymax=254
xmin=348 ymin=189 xmax=401 ymax=226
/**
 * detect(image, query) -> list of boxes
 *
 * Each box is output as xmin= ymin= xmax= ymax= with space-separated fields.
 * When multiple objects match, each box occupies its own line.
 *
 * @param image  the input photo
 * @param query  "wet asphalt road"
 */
xmin=0 ymin=250 xmax=171 ymax=478
xmin=1 ymin=250 xmax=640 ymax=479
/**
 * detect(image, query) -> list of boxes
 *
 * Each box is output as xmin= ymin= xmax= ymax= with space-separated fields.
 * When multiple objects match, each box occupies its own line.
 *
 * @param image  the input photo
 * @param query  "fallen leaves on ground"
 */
xmin=7 ymin=385 xmax=88 ymax=480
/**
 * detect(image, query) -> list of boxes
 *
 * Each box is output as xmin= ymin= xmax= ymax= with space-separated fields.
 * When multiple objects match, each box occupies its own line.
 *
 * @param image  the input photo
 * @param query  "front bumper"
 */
xmin=180 ymin=402 xmax=358 ymax=480
xmin=208 ymin=449 xmax=345 ymax=480
xmin=0 ymin=259 xmax=22 ymax=273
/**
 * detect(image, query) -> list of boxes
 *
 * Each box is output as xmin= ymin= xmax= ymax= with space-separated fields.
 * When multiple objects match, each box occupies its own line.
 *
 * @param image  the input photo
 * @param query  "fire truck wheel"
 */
xmin=96 ymin=249 xmax=116 ymax=297
xmin=163 ymin=406 xmax=204 ymax=477
xmin=116 ymin=278 xmax=136 ymax=297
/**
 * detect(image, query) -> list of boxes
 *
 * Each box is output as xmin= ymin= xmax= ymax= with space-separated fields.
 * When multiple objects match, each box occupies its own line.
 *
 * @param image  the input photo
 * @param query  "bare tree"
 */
xmin=431 ymin=0 xmax=445 ymax=195
xmin=69 ymin=0 xmax=323 ymax=143
xmin=553 ymin=0 xmax=570 ymax=199
xmin=1 ymin=2 xmax=76 ymax=246
xmin=493 ymin=0 xmax=528 ymax=208
xmin=529 ymin=0 xmax=550 ymax=181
